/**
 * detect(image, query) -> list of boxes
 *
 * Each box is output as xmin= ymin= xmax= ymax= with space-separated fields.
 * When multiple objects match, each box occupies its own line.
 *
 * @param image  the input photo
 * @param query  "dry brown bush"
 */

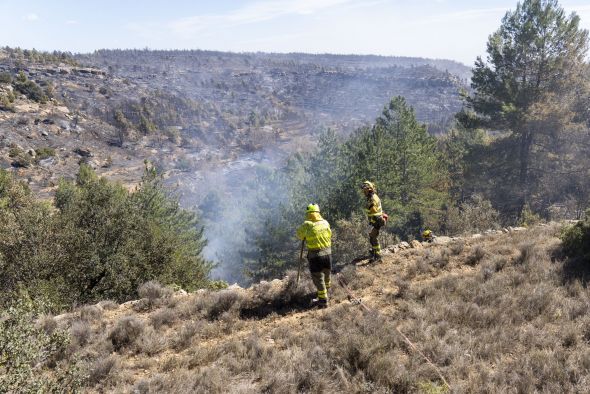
xmin=136 ymin=326 xmax=168 ymax=356
xmin=173 ymin=321 xmax=202 ymax=351
xmin=465 ymin=245 xmax=486 ymax=266
xmin=79 ymin=305 xmax=103 ymax=321
xmin=149 ymin=307 xmax=178 ymax=329
xmin=87 ymin=355 xmax=119 ymax=387
xmin=138 ymin=281 xmax=173 ymax=301
xmin=109 ymin=316 xmax=145 ymax=351
xmin=338 ymin=265 xmax=374 ymax=290
xmin=70 ymin=320 xmax=91 ymax=347
xmin=135 ymin=281 xmax=174 ymax=312
xmin=207 ymin=290 xmax=242 ymax=320
xmin=432 ymin=249 xmax=450 ymax=269
xmin=36 ymin=314 xmax=57 ymax=335
xmin=415 ymin=256 xmax=431 ymax=275
xmin=449 ymin=241 xmax=464 ymax=255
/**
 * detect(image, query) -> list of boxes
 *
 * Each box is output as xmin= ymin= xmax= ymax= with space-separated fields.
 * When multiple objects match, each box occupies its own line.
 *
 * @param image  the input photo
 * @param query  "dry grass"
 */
xmin=43 ymin=223 xmax=590 ymax=393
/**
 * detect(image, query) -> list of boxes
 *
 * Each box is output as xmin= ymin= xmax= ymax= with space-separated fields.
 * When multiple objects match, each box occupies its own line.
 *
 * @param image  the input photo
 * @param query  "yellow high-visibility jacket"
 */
xmin=365 ymin=193 xmax=383 ymax=218
xmin=296 ymin=212 xmax=332 ymax=251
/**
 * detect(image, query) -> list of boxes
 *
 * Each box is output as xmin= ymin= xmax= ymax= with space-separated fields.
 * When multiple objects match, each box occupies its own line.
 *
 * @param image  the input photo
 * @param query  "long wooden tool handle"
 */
xmin=297 ymin=240 xmax=305 ymax=284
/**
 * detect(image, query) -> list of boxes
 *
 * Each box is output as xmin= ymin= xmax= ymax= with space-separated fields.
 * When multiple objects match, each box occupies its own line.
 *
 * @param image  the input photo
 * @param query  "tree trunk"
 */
xmin=518 ymin=129 xmax=533 ymax=216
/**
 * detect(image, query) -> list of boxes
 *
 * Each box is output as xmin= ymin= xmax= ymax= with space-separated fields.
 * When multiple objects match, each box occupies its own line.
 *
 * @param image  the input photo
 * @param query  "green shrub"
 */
xmin=35 ymin=147 xmax=56 ymax=161
xmin=561 ymin=210 xmax=590 ymax=260
xmin=0 ymin=297 xmax=82 ymax=392
xmin=445 ymin=194 xmax=500 ymax=235
xmin=175 ymin=155 xmax=192 ymax=172
xmin=0 ymin=72 xmax=12 ymax=84
xmin=7 ymin=145 xmax=34 ymax=168
xmin=0 ymin=164 xmax=213 ymax=309
xmin=13 ymin=71 xmax=47 ymax=103
xmin=518 ymin=204 xmax=542 ymax=227
xmin=51 ymin=163 xmax=213 ymax=304
xmin=0 ymin=94 xmax=15 ymax=112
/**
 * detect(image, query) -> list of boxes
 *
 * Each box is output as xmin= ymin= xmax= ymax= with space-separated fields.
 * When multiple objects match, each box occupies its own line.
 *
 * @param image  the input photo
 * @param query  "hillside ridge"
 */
xmin=41 ymin=221 xmax=589 ymax=393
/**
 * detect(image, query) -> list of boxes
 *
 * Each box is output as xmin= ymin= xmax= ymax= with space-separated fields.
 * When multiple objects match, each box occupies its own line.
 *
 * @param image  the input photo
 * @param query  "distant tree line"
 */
xmin=1 ymin=46 xmax=79 ymax=66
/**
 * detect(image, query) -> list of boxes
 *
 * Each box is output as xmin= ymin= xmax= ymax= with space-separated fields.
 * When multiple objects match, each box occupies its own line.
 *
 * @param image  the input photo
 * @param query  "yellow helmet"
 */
xmin=306 ymin=203 xmax=320 ymax=213
xmin=361 ymin=181 xmax=375 ymax=192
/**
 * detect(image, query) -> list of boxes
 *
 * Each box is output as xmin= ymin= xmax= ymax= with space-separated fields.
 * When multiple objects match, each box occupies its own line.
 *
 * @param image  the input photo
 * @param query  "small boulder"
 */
xmin=410 ymin=240 xmax=422 ymax=249
xmin=38 ymin=157 xmax=55 ymax=167
xmin=399 ymin=241 xmax=410 ymax=249
xmin=74 ymin=147 xmax=92 ymax=157
xmin=120 ymin=299 xmax=141 ymax=308
xmin=388 ymin=245 xmax=400 ymax=253
xmin=433 ymin=236 xmax=452 ymax=245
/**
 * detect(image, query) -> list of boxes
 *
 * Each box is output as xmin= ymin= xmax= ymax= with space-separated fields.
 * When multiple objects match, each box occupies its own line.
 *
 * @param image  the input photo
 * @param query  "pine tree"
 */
xmin=342 ymin=97 xmax=449 ymax=238
xmin=463 ymin=0 xmax=589 ymax=216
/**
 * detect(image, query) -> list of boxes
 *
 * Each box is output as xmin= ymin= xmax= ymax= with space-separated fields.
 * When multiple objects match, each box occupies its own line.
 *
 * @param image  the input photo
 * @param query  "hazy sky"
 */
xmin=2 ymin=0 xmax=589 ymax=65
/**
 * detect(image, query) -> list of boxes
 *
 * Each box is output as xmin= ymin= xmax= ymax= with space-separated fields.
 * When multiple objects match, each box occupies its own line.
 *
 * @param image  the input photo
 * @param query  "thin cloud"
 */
xmin=23 ymin=13 xmax=39 ymax=22
xmin=65 ymin=20 xmax=79 ymax=25
xmin=430 ymin=7 xmax=508 ymax=23
xmin=396 ymin=6 xmax=508 ymax=30
xmin=169 ymin=0 xmax=355 ymax=38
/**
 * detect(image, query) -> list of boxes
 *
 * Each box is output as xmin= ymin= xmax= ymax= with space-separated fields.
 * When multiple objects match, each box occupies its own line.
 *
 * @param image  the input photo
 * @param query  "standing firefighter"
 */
xmin=296 ymin=204 xmax=332 ymax=309
xmin=361 ymin=181 xmax=386 ymax=263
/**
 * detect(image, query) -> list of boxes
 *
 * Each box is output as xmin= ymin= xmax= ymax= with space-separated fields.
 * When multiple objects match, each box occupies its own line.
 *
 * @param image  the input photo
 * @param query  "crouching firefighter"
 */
xmin=361 ymin=181 xmax=387 ymax=263
xmin=296 ymin=204 xmax=332 ymax=309
xmin=421 ymin=228 xmax=435 ymax=243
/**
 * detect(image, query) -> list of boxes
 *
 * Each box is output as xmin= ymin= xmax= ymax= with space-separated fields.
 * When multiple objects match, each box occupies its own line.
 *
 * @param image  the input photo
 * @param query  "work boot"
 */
xmin=310 ymin=298 xmax=329 ymax=309
xmin=368 ymin=253 xmax=382 ymax=264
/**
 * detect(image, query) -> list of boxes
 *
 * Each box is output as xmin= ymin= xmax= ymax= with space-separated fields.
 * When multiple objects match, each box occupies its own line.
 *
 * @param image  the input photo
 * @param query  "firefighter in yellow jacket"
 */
xmin=361 ymin=181 xmax=385 ymax=262
xmin=296 ymin=204 xmax=332 ymax=308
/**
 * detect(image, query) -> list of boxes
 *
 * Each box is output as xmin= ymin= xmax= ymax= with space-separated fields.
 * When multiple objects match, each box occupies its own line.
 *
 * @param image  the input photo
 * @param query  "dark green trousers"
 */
xmin=308 ymin=253 xmax=332 ymax=301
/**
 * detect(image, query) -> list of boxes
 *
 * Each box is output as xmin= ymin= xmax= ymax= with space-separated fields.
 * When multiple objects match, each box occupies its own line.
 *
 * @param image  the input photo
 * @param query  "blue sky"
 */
xmin=1 ymin=0 xmax=589 ymax=65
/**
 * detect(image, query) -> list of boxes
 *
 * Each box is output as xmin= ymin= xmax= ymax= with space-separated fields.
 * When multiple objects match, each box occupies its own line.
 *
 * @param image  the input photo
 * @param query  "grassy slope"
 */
xmin=51 ymin=223 xmax=590 ymax=393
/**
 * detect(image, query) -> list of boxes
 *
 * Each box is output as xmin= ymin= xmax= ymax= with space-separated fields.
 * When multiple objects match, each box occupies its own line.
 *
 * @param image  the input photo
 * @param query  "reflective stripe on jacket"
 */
xmin=296 ymin=213 xmax=332 ymax=251
xmin=365 ymin=193 xmax=383 ymax=217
